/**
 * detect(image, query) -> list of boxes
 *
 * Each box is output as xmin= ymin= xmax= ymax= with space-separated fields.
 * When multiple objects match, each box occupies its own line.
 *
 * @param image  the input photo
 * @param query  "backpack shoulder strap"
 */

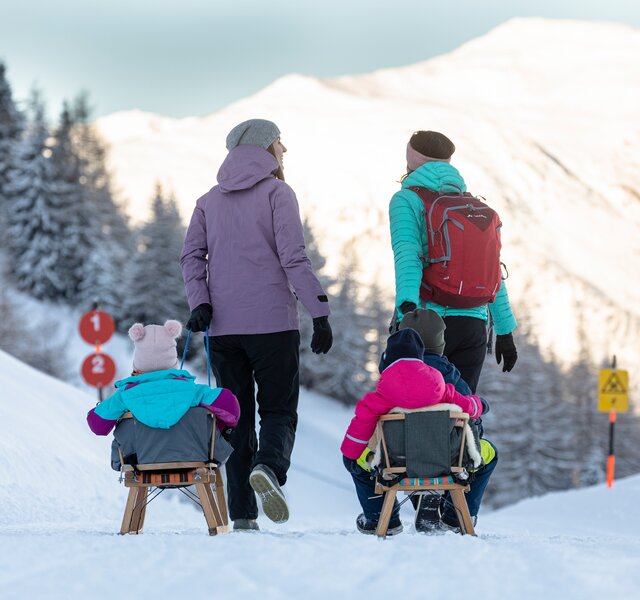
xmin=407 ymin=186 xmax=440 ymax=206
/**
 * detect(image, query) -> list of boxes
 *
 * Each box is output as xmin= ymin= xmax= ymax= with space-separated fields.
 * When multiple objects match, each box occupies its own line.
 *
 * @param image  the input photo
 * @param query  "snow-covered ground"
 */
xmin=1 ymin=348 xmax=638 ymax=600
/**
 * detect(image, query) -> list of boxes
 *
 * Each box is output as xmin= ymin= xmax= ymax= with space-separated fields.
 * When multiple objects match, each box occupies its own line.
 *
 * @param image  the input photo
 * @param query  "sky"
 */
xmin=1 ymin=0 xmax=639 ymax=119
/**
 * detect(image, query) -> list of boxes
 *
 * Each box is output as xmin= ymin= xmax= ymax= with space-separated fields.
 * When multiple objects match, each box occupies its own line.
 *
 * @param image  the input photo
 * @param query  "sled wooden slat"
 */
xmin=376 ymin=480 xmax=468 ymax=492
xmin=135 ymin=461 xmax=211 ymax=471
xmin=374 ymin=411 xmax=476 ymax=538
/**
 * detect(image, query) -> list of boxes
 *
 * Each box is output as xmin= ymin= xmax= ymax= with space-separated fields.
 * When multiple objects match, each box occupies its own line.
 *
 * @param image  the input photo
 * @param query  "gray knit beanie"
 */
xmin=399 ymin=309 xmax=446 ymax=355
xmin=128 ymin=320 xmax=182 ymax=372
xmin=225 ymin=119 xmax=281 ymax=151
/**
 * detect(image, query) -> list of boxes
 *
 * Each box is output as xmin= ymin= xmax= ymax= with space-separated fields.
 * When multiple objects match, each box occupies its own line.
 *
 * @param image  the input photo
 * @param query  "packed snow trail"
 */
xmin=1 ymin=349 xmax=638 ymax=599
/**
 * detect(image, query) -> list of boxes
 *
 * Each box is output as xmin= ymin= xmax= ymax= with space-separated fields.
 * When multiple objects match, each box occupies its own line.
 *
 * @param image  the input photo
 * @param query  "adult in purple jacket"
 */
xmin=180 ymin=119 xmax=332 ymax=531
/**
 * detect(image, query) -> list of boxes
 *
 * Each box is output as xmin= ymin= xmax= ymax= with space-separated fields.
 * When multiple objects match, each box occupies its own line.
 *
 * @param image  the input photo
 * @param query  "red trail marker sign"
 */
xmin=81 ymin=352 xmax=116 ymax=388
xmin=79 ymin=309 xmax=117 ymax=398
xmin=79 ymin=310 xmax=115 ymax=346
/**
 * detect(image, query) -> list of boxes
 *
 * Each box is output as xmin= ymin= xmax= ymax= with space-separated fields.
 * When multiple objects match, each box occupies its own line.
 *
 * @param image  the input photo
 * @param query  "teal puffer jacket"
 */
xmin=389 ymin=162 xmax=517 ymax=335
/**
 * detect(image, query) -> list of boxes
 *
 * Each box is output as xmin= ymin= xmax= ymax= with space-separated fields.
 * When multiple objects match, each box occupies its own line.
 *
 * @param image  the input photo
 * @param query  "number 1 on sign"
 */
xmin=90 ymin=313 xmax=101 ymax=332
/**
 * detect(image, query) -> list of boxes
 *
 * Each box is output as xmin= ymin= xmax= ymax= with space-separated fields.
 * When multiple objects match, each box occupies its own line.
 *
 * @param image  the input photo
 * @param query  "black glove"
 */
xmin=389 ymin=301 xmax=417 ymax=333
xmin=221 ymin=427 xmax=234 ymax=442
xmin=311 ymin=316 xmax=333 ymax=354
xmin=495 ymin=333 xmax=517 ymax=372
xmin=186 ymin=303 xmax=212 ymax=332
xmin=400 ymin=301 xmax=417 ymax=317
xmin=479 ymin=396 xmax=490 ymax=415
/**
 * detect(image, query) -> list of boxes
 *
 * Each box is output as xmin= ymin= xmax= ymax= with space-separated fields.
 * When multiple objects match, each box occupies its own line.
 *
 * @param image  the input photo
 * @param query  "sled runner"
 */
xmin=118 ymin=411 xmax=229 ymax=536
xmin=373 ymin=410 xmax=477 ymax=538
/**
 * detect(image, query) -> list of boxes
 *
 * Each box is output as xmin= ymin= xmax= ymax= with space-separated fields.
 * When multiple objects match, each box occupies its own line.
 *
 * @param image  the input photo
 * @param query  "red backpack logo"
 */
xmin=409 ymin=186 xmax=502 ymax=309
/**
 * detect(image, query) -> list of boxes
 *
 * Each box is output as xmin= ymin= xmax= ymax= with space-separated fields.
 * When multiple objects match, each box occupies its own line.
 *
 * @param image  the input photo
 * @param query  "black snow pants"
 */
xmin=442 ymin=316 xmax=487 ymax=394
xmin=208 ymin=330 xmax=300 ymax=521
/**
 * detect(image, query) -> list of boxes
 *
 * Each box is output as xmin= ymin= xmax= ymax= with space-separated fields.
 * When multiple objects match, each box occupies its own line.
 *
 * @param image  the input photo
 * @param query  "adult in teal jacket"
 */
xmin=389 ymin=130 xmax=518 ymax=392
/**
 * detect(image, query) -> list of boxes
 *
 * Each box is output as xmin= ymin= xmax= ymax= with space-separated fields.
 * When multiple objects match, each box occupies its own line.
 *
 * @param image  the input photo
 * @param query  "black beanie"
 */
xmin=409 ymin=131 xmax=455 ymax=161
xmin=379 ymin=328 xmax=425 ymax=373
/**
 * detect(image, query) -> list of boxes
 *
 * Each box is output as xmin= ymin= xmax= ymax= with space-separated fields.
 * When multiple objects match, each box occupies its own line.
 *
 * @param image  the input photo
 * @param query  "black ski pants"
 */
xmin=442 ymin=316 xmax=487 ymax=394
xmin=208 ymin=330 xmax=300 ymax=521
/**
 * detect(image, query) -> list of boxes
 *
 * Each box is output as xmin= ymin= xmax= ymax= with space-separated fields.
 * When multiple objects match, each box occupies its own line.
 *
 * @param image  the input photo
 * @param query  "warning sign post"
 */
xmin=598 ymin=368 xmax=629 ymax=413
xmin=598 ymin=356 xmax=630 ymax=489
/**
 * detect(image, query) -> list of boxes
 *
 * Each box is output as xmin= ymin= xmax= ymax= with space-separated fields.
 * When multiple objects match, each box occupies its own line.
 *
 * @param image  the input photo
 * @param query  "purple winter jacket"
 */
xmin=180 ymin=144 xmax=330 ymax=336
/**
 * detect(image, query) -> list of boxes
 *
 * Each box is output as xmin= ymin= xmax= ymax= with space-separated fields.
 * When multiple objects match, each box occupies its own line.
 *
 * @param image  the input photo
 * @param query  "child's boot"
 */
xmin=356 ymin=513 xmax=403 ymax=536
xmin=414 ymin=492 xmax=443 ymax=533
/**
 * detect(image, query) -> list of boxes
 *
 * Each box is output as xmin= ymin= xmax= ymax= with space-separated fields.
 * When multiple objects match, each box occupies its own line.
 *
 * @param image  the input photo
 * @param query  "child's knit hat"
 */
xmin=399 ymin=308 xmax=446 ymax=355
xmin=128 ymin=320 xmax=182 ymax=372
xmin=379 ymin=328 xmax=425 ymax=372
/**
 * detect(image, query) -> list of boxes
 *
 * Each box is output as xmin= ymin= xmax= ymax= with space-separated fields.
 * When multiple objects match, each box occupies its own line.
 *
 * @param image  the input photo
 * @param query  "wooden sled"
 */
xmin=374 ymin=411 xmax=476 ymax=538
xmin=118 ymin=412 xmax=229 ymax=536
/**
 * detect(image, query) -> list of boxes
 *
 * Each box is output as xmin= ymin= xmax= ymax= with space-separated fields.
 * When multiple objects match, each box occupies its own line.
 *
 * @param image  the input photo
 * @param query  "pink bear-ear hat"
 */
xmin=164 ymin=319 xmax=182 ymax=339
xmin=128 ymin=323 xmax=145 ymax=341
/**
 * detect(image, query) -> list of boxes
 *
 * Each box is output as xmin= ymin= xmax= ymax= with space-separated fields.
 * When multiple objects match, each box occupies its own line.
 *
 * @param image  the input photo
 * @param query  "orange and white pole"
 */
xmin=606 ymin=409 xmax=616 ymax=488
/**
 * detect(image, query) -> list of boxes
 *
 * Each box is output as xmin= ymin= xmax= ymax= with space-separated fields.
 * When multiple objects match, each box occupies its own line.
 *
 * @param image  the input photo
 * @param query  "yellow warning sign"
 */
xmin=598 ymin=369 xmax=629 ymax=413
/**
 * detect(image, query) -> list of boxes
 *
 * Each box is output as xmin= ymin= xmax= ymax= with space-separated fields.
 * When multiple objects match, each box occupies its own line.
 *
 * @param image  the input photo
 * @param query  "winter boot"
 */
xmin=249 ymin=464 xmax=289 ymax=524
xmin=440 ymin=513 xmax=477 ymax=534
xmin=414 ymin=492 xmax=443 ymax=534
xmin=356 ymin=513 xmax=403 ymax=536
xmin=233 ymin=518 xmax=260 ymax=532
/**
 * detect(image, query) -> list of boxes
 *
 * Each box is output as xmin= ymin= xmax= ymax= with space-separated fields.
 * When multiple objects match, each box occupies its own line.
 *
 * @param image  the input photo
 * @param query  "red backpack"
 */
xmin=408 ymin=186 xmax=502 ymax=309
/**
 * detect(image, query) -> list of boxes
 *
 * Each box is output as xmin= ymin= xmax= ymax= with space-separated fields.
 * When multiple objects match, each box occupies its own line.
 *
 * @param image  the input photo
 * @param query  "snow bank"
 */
xmin=0 ymin=349 xmax=119 ymax=528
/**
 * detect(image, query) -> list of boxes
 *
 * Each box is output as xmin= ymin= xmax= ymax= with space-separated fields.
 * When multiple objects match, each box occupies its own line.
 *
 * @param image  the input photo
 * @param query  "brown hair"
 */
xmin=267 ymin=143 xmax=285 ymax=182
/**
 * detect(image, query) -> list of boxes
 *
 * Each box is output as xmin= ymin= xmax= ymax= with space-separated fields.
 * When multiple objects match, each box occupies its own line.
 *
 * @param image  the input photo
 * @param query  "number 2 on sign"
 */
xmin=90 ymin=313 xmax=101 ymax=332
xmin=92 ymin=355 xmax=105 ymax=374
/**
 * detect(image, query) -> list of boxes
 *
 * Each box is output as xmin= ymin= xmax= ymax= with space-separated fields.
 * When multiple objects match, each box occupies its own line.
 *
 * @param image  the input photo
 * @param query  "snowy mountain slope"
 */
xmin=1 ymin=349 xmax=639 ymax=600
xmin=95 ymin=18 xmax=640 ymax=393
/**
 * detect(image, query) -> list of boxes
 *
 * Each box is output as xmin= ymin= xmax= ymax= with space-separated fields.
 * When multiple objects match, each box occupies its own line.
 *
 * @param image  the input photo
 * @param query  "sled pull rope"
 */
xmin=181 ymin=328 xmax=212 ymax=388
xmin=205 ymin=326 xmax=211 ymax=388
xmin=180 ymin=329 xmax=192 ymax=370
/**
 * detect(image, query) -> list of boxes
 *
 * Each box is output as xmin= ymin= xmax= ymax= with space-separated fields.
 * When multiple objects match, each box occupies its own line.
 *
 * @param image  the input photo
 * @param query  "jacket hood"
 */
xmin=376 ymin=359 xmax=446 ymax=407
xmin=114 ymin=369 xmax=195 ymax=389
xmin=401 ymin=161 xmax=467 ymax=194
xmin=217 ymin=144 xmax=279 ymax=192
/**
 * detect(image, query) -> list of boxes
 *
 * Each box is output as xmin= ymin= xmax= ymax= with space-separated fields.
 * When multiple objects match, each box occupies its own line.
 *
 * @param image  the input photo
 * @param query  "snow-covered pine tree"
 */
xmin=5 ymin=93 xmax=79 ymax=300
xmin=299 ymin=217 xmax=335 ymax=390
xmin=361 ymin=278 xmax=393 ymax=383
xmin=479 ymin=324 xmax=576 ymax=508
xmin=121 ymin=184 xmax=189 ymax=327
xmin=0 ymin=62 xmax=24 ymax=247
xmin=48 ymin=102 xmax=88 ymax=301
xmin=565 ymin=326 xmax=606 ymax=487
xmin=71 ymin=94 xmax=133 ymax=321
xmin=310 ymin=240 xmax=370 ymax=404
xmin=0 ymin=278 xmax=67 ymax=377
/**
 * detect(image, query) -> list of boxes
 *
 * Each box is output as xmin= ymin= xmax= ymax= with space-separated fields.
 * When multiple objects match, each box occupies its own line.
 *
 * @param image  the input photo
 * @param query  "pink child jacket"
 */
xmin=340 ymin=358 xmax=482 ymax=459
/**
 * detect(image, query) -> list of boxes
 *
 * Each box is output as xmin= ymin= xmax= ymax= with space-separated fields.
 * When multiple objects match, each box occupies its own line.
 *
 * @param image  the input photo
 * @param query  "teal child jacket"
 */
xmin=93 ymin=369 xmax=224 ymax=429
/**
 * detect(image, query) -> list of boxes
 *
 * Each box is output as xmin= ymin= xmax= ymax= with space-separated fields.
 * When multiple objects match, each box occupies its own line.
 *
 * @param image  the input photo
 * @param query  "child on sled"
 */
xmin=87 ymin=320 xmax=240 ymax=468
xmin=342 ymin=313 xmax=496 ymax=535
xmin=391 ymin=308 xmax=498 ymax=532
